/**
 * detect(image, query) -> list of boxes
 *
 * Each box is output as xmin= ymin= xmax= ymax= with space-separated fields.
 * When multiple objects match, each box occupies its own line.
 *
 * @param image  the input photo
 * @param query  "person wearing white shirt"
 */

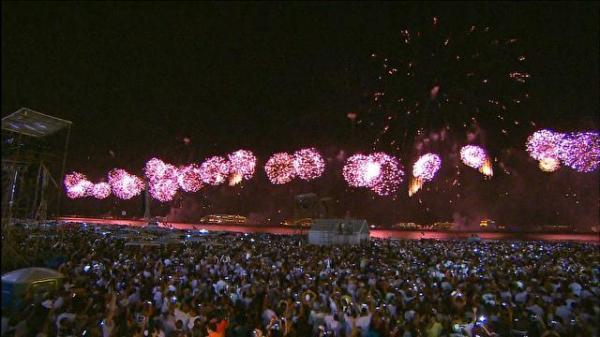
xmin=515 ymin=289 xmax=529 ymax=304
xmin=262 ymin=308 xmax=276 ymax=327
xmin=355 ymin=308 xmax=372 ymax=337
xmin=214 ymin=279 xmax=228 ymax=294
xmin=344 ymin=312 xmax=357 ymax=337
xmin=187 ymin=315 xmax=201 ymax=331
xmin=555 ymin=303 xmax=572 ymax=323
xmin=324 ymin=314 xmax=342 ymax=337
xmin=127 ymin=289 xmax=140 ymax=306
xmin=174 ymin=307 xmax=190 ymax=331
xmin=153 ymin=290 xmax=163 ymax=309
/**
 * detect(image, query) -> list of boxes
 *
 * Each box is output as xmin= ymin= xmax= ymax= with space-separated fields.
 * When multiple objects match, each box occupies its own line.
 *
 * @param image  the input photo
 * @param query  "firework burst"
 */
xmin=149 ymin=178 xmax=179 ymax=202
xmin=144 ymin=158 xmax=180 ymax=201
xmin=293 ymin=148 xmax=326 ymax=181
xmin=460 ymin=145 xmax=493 ymax=176
xmin=409 ymin=153 xmax=442 ymax=196
xmin=559 ymin=132 xmax=600 ymax=173
xmin=107 ymin=169 xmax=144 ymax=200
xmin=144 ymin=158 xmax=172 ymax=182
xmin=177 ymin=164 xmax=203 ymax=192
xmin=343 ymin=154 xmax=371 ymax=187
xmin=368 ymin=152 xmax=405 ymax=196
xmin=343 ymin=152 xmax=404 ymax=196
xmin=460 ymin=145 xmax=487 ymax=170
xmin=228 ymin=149 xmax=257 ymax=180
xmin=526 ymin=129 xmax=564 ymax=161
xmin=64 ymin=172 xmax=94 ymax=199
xmin=92 ymin=182 xmax=111 ymax=199
xmin=526 ymin=130 xmax=599 ymax=173
xmin=412 ymin=153 xmax=442 ymax=181
xmin=199 ymin=156 xmax=230 ymax=185
xmin=265 ymin=152 xmax=296 ymax=184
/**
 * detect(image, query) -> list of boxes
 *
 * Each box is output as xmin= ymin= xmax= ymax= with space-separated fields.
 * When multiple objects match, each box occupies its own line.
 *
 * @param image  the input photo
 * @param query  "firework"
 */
xmin=460 ymin=145 xmax=487 ymax=170
xmin=177 ymin=164 xmax=203 ymax=192
xmin=64 ymin=172 xmax=93 ymax=199
xmin=64 ymin=172 xmax=94 ymax=199
xmin=64 ymin=172 xmax=86 ymax=189
xmin=265 ymin=152 xmax=296 ymax=184
xmin=408 ymin=178 xmax=424 ymax=197
xmin=409 ymin=153 xmax=441 ymax=196
xmin=227 ymin=149 xmax=257 ymax=180
xmin=559 ymin=132 xmax=600 ymax=173
xmin=343 ymin=154 xmax=371 ymax=187
xmin=144 ymin=158 xmax=171 ymax=182
xmin=293 ymin=148 xmax=326 ymax=181
xmin=92 ymin=182 xmax=111 ymax=199
xmin=367 ymin=18 xmax=530 ymax=152
xmin=342 ymin=154 xmax=381 ymax=187
xmin=144 ymin=158 xmax=180 ymax=201
xmin=368 ymin=152 xmax=404 ymax=196
xmin=412 ymin=153 xmax=442 ymax=181
xmin=149 ymin=178 xmax=179 ymax=202
xmin=526 ymin=129 xmax=564 ymax=161
xmin=228 ymin=172 xmax=243 ymax=186
xmin=107 ymin=169 xmax=144 ymax=200
xmin=343 ymin=152 xmax=404 ymax=196
xmin=364 ymin=160 xmax=382 ymax=184
xmin=539 ymin=157 xmax=560 ymax=173
xmin=199 ymin=156 xmax=230 ymax=185
xmin=479 ymin=160 xmax=494 ymax=177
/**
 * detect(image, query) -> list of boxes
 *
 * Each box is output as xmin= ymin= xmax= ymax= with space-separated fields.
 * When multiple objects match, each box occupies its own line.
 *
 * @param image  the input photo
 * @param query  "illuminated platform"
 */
xmin=56 ymin=217 xmax=600 ymax=243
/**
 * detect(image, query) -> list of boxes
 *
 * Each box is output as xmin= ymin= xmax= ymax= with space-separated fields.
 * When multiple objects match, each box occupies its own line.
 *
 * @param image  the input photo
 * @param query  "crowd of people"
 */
xmin=1 ymin=222 xmax=599 ymax=337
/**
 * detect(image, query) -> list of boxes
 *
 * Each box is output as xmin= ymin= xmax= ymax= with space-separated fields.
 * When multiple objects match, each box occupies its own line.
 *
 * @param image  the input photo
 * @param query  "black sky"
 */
xmin=2 ymin=2 xmax=598 ymax=227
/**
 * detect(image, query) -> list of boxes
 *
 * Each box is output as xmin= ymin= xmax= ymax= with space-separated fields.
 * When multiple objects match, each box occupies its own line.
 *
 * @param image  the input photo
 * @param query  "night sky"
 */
xmin=2 ymin=2 xmax=598 ymax=228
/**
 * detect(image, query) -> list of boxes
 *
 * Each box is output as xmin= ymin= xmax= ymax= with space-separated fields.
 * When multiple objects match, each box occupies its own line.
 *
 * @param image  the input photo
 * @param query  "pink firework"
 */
xmin=107 ymin=169 xmax=144 ymax=200
xmin=343 ymin=153 xmax=404 ymax=196
xmin=144 ymin=158 xmax=172 ymax=182
xmin=293 ymin=148 xmax=325 ymax=181
xmin=144 ymin=158 xmax=180 ymax=201
xmin=92 ymin=182 xmax=111 ymax=199
xmin=64 ymin=172 xmax=86 ymax=189
xmin=177 ymin=164 xmax=203 ymax=192
xmin=367 ymin=152 xmax=404 ymax=196
xmin=559 ymin=132 xmax=600 ymax=173
xmin=460 ymin=145 xmax=488 ymax=169
xmin=412 ymin=153 xmax=442 ymax=181
xmin=199 ymin=156 xmax=230 ymax=185
xmin=265 ymin=152 xmax=296 ymax=184
xmin=64 ymin=172 xmax=93 ymax=199
xmin=227 ymin=149 xmax=257 ymax=180
xmin=526 ymin=129 xmax=565 ymax=161
xmin=148 ymin=178 xmax=179 ymax=202
xmin=343 ymin=154 xmax=371 ymax=187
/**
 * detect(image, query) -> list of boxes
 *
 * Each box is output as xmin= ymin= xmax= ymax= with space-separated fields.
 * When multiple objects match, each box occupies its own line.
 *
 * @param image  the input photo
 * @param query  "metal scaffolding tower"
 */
xmin=2 ymin=108 xmax=72 ymax=224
